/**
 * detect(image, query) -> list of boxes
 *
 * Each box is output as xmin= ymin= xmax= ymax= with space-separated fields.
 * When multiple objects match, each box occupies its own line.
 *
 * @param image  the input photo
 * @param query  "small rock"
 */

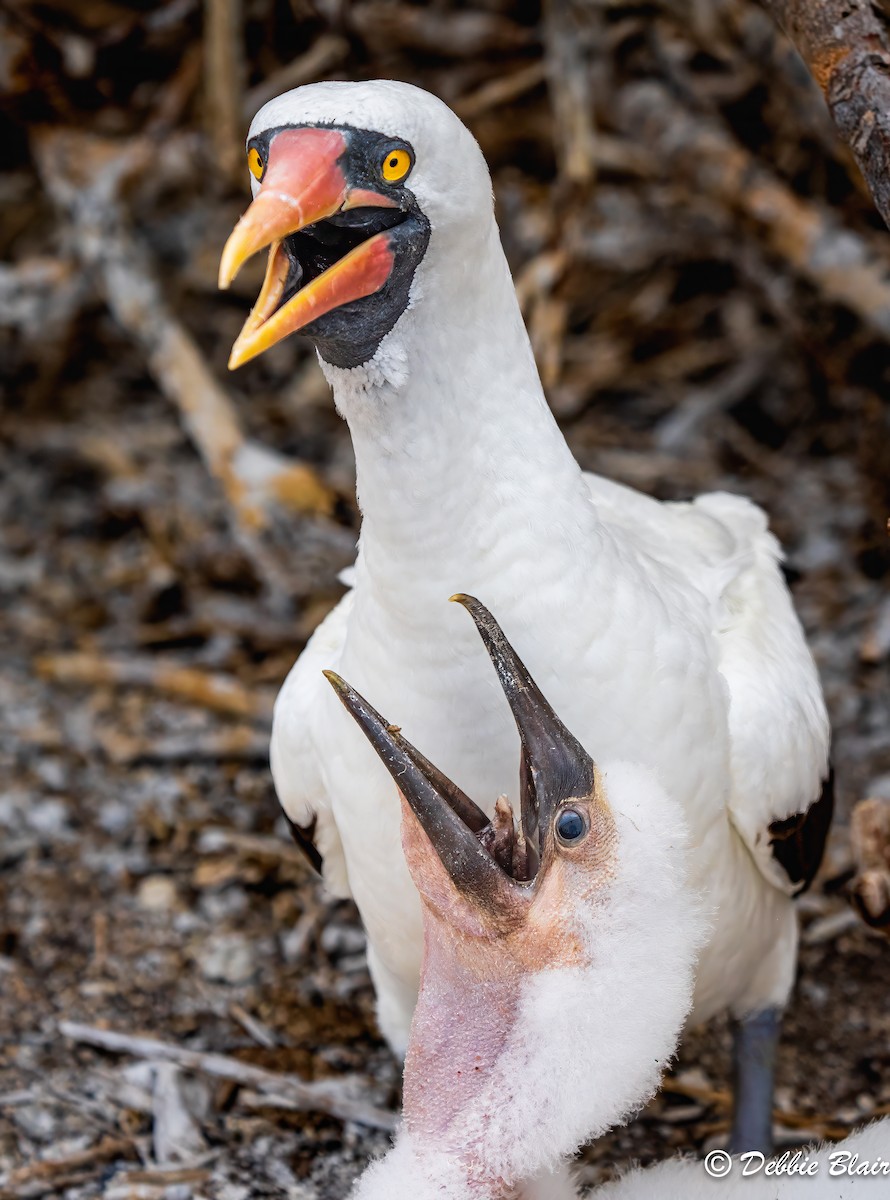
xmin=196 ymin=933 xmax=256 ymax=984
xmin=13 ymin=1104 xmax=58 ymax=1142
xmin=137 ymin=876 xmax=179 ymax=912
xmin=199 ymin=886 xmax=249 ymax=922
xmin=217 ymin=1186 xmax=250 ymax=1200
xmin=320 ymin=925 xmax=366 ymax=956
xmin=671 ymin=1066 xmax=713 ymax=1093
xmin=98 ymin=799 xmax=133 ymax=836
xmin=26 ymin=797 xmax=69 ymax=838
xmin=34 ymin=757 xmax=68 ymax=791
xmin=800 ymin=978 xmax=830 ymax=1007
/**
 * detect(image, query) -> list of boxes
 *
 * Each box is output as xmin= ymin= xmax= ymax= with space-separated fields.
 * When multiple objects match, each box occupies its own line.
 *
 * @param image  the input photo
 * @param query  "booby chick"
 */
xmin=327 ymin=596 xmax=705 ymax=1200
xmin=332 ymin=601 xmax=887 ymax=1200
xmin=219 ymin=80 xmax=832 ymax=1150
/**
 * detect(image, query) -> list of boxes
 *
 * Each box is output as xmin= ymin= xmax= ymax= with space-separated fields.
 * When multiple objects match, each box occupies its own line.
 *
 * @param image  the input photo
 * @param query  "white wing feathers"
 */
xmin=695 ymin=492 xmax=830 ymax=894
xmin=583 ymin=473 xmax=830 ymax=893
xmin=270 ymin=589 xmax=354 ymax=898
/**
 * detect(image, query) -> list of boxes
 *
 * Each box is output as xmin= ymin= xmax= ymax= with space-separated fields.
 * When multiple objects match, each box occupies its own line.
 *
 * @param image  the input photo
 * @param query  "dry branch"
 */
xmin=204 ymin=0 xmax=246 ymax=183
xmin=35 ymin=651 xmax=274 ymax=722
xmin=542 ymin=0 xmax=598 ymax=187
xmin=0 ymin=1137 xmax=137 ymax=1200
xmin=196 ymin=825 xmax=315 ymax=868
xmin=95 ymin=725 xmax=271 ymax=765
xmin=349 ymin=4 xmax=531 ymax=57
xmin=455 ymin=62 xmax=547 ymax=120
xmin=58 ymin=1022 xmax=397 ymax=1131
xmin=32 ymin=129 xmax=346 ymax=606
xmin=34 ymin=132 xmax=333 ymax=524
xmin=762 ymin=0 xmax=890 ymax=229
xmin=617 ymin=82 xmax=890 ymax=338
xmin=243 ymin=34 xmax=349 ymax=117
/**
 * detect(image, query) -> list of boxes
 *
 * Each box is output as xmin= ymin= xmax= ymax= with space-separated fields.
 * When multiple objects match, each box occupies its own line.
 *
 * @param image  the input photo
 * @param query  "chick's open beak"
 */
xmin=219 ymin=127 xmax=399 ymax=369
xmin=322 ymin=669 xmax=518 ymax=914
xmin=323 ymin=597 xmax=599 ymax=918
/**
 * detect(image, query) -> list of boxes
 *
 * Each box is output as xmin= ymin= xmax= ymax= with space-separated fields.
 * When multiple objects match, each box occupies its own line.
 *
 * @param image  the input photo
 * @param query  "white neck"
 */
xmin=321 ymin=218 xmax=598 ymax=620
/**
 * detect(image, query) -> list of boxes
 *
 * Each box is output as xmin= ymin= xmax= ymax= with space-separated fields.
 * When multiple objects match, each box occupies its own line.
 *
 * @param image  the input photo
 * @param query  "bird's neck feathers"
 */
xmin=320 ymin=217 xmax=596 ymax=601
xmin=352 ymin=766 xmax=704 ymax=1200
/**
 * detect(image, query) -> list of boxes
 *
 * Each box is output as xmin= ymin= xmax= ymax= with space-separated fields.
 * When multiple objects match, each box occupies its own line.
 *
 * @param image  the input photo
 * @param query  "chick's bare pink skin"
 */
xmin=399 ymin=782 xmax=618 ymax=1152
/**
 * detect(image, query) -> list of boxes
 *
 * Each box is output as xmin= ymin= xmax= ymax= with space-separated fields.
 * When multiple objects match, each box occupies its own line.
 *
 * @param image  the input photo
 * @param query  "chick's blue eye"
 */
xmin=556 ymin=808 xmax=586 ymax=844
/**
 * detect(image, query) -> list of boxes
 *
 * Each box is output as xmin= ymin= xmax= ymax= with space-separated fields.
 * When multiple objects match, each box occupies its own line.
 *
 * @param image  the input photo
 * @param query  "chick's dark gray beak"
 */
xmin=322 ymin=670 xmax=519 ymax=912
xmin=450 ymin=594 xmax=597 ymax=859
xmin=323 ymin=597 xmax=597 ymax=908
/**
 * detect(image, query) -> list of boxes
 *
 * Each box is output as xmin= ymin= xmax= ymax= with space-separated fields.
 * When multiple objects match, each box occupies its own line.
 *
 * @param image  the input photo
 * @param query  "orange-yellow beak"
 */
xmin=219 ymin=127 xmax=399 ymax=369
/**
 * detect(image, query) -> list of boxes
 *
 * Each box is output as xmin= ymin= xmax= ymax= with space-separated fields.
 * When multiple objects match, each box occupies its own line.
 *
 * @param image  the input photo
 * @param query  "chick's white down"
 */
xmin=346 ymin=752 xmax=887 ymax=1200
xmin=263 ymin=81 xmax=829 ymax=1050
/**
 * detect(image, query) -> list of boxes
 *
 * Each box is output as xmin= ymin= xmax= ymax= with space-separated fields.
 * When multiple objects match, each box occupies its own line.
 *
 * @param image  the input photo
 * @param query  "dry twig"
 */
xmin=33 ymin=129 xmax=343 ymax=607
xmin=455 ymin=62 xmax=547 ymax=120
xmin=617 ymin=82 xmax=890 ymax=338
xmin=349 ymin=4 xmax=531 ymax=57
xmin=0 ymin=1137 xmax=137 ymax=1200
xmin=204 ymin=0 xmax=246 ymax=183
xmin=35 ymin=652 xmax=274 ymax=723
xmin=542 ymin=0 xmax=598 ymax=188
xmin=243 ymin=34 xmax=349 ymax=117
xmin=58 ymin=1022 xmax=397 ymax=1131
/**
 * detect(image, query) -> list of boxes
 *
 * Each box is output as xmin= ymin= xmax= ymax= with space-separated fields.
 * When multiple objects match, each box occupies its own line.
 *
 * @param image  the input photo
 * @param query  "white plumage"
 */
xmin=257 ymin=80 xmax=830 ymax=1066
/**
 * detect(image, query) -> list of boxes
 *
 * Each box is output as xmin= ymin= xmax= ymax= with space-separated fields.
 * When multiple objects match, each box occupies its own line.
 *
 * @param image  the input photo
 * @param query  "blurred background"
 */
xmin=1 ymin=0 xmax=889 ymax=1195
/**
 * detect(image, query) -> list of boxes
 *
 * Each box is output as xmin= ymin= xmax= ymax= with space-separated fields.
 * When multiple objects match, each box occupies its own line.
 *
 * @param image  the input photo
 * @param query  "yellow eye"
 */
xmin=381 ymin=148 xmax=411 ymax=184
xmin=248 ymin=147 xmax=264 ymax=181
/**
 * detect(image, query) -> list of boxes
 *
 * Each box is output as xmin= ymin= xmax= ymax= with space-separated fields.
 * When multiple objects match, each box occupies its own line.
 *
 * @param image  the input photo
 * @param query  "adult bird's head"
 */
xmin=326 ymin=598 xmax=706 ymax=1189
xmin=219 ymin=80 xmax=493 ymax=371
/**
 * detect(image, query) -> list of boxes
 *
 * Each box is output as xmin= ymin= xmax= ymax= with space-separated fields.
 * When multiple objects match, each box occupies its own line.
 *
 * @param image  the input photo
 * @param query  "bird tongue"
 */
xmin=480 ymin=793 xmax=538 ymax=881
xmin=480 ymin=796 xmax=516 ymax=877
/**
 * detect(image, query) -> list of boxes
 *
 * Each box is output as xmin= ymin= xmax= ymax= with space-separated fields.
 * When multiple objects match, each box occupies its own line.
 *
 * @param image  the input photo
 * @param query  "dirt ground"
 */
xmin=2 ymin=0 xmax=890 ymax=1196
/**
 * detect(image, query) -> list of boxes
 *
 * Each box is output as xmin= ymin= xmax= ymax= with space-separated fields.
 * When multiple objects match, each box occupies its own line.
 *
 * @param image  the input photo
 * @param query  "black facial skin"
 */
xmin=247 ymin=123 xmax=432 ymax=370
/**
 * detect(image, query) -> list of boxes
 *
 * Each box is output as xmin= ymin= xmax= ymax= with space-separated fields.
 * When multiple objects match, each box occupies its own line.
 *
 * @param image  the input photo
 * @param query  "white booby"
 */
xmin=329 ymin=602 xmax=883 ymax=1200
xmin=218 ymin=79 xmax=833 ymax=1150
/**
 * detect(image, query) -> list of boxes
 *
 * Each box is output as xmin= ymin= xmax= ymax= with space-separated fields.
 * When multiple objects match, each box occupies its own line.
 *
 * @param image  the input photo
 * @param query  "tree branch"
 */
xmin=762 ymin=0 xmax=890 ymax=229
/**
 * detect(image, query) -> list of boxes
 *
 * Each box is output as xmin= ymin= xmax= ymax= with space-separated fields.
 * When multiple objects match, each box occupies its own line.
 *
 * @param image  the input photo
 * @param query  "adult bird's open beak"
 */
xmin=218 ymin=127 xmax=399 ymax=369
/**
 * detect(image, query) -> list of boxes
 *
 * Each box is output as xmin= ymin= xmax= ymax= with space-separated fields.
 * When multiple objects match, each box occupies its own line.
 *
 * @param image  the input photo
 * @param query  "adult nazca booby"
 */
xmin=218 ymin=79 xmax=832 ymax=1152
